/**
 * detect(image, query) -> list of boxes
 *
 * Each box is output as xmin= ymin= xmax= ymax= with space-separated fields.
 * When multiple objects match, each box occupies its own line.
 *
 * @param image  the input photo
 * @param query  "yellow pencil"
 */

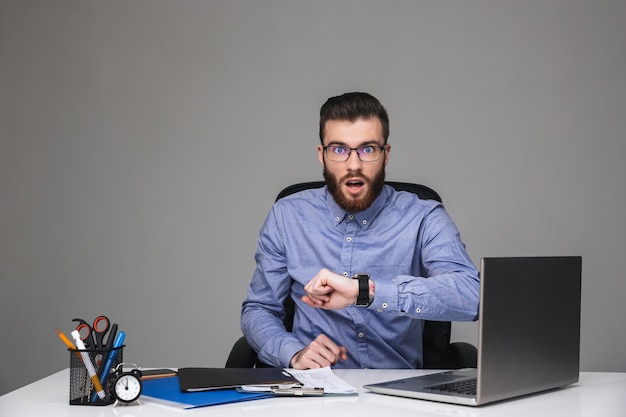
xmin=55 ymin=328 xmax=82 ymax=359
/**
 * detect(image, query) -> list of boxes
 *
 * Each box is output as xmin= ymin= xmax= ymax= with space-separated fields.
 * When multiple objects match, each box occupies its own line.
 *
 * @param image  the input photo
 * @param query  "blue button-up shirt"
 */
xmin=241 ymin=185 xmax=479 ymax=369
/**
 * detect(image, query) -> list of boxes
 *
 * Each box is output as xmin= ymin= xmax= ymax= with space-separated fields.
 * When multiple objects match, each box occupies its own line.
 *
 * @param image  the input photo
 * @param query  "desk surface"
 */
xmin=1 ymin=369 xmax=625 ymax=417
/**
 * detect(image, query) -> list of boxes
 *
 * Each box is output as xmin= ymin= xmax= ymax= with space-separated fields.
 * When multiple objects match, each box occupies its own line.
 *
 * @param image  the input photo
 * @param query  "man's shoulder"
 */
xmin=272 ymin=186 xmax=327 ymax=215
xmin=382 ymin=188 xmax=452 ymax=231
xmin=276 ymin=185 xmax=326 ymax=204
xmin=385 ymin=185 xmax=441 ymax=211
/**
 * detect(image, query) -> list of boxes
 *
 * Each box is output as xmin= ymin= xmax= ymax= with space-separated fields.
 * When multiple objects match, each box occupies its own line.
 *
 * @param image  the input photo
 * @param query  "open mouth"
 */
xmin=345 ymin=178 xmax=365 ymax=194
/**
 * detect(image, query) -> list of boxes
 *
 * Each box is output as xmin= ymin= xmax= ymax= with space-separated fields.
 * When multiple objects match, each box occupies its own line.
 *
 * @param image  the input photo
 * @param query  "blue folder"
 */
xmin=141 ymin=376 xmax=272 ymax=409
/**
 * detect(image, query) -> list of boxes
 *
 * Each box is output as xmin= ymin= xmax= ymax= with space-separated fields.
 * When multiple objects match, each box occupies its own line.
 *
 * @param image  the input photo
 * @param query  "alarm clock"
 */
xmin=112 ymin=363 xmax=143 ymax=404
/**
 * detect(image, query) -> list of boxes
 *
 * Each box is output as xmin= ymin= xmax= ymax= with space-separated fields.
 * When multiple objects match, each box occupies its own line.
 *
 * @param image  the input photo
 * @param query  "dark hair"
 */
xmin=319 ymin=92 xmax=389 ymax=144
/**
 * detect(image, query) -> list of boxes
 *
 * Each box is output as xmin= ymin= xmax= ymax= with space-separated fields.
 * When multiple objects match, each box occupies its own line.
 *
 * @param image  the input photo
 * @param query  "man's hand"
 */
xmin=302 ymin=268 xmax=359 ymax=310
xmin=290 ymin=334 xmax=348 ymax=369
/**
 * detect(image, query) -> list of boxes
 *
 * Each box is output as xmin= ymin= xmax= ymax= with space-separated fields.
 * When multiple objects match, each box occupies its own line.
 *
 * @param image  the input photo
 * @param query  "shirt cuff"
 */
xmin=369 ymin=279 xmax=397 ymax=313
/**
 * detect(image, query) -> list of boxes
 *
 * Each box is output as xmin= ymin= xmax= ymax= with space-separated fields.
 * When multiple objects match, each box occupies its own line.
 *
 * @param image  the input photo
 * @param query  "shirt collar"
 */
xmin=326 ymin=185 xmax=389 ymax=229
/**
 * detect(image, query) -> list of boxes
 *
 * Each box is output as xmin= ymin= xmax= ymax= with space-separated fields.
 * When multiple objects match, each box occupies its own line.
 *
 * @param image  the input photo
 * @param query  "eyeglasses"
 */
xmin=323 ymin=145 xmax=386 ymax=162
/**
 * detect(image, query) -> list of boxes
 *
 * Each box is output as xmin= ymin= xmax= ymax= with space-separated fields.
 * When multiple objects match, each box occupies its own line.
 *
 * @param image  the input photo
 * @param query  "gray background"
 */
xmin=1 ymin=0 xmax=625 ymax=395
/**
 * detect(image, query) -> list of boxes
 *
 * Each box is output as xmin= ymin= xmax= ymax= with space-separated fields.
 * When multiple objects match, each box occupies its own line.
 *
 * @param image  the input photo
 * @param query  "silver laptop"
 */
xmin=364 ymin=256 xmax=582 ymax=406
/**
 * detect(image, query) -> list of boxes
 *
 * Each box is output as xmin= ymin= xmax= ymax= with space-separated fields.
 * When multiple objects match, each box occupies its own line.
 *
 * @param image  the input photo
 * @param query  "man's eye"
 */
xmin=360 ymin=146 xmax=374 ymax=154
xmin=332 ymin=147 xmax=348 ymax=154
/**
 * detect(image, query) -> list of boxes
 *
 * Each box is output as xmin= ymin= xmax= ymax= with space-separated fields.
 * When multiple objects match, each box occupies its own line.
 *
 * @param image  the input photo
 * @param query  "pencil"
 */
xmin=55 ymin=328 xmax=82 ymax=359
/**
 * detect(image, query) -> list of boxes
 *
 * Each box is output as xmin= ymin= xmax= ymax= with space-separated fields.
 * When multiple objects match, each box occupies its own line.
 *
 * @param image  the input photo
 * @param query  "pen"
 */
xmin=91 ymin=330 xmax=125 ymax=402
xmin=71 ymin=330 xmax=106 ymax=400
xmin=104 ymin=323 xmax=118 ymax=351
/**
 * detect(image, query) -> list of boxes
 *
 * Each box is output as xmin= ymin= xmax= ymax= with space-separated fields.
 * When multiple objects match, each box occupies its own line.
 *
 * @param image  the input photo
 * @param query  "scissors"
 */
xmin=72 ymin=315 xmax=111 ymax=350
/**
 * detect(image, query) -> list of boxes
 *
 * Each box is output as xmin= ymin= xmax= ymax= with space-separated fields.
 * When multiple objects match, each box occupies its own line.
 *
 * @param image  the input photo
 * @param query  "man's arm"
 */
xmin=241 ymin=207 xmax=306 ymax=367
xmin=302 ymin=206 xmax=480 ymax=321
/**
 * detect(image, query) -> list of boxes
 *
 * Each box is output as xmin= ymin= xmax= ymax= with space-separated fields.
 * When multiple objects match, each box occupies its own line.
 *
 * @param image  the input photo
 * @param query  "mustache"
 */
xmin=342 ymin=171 xmax=366 ymax=181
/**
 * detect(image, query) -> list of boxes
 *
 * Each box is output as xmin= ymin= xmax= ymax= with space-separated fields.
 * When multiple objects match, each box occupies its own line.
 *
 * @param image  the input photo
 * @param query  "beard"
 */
xmin=324 ymin=165 xmax=386 ymax=213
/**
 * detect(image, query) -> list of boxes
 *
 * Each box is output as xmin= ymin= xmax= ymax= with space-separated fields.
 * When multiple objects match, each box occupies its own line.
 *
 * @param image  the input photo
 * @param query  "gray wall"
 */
xmin=1 ymin=0 xmax=625 ymax=395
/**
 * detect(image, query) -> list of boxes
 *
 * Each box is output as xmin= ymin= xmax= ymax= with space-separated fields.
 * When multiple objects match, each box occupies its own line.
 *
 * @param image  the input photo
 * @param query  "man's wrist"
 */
xmin=290 ymin=350 xmax=302 ymax=368
xmin=352 ymin=273 xmax=375 ymax=307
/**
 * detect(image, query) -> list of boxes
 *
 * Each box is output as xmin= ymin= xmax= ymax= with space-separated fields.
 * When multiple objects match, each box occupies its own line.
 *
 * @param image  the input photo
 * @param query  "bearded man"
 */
xmin=241 ymin=92 xmax=479 ymax=369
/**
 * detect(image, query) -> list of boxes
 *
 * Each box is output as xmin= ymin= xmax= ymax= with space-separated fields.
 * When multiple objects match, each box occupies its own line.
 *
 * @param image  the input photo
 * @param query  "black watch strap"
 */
xmin=352 ymin=273 xmax=372 ymax=307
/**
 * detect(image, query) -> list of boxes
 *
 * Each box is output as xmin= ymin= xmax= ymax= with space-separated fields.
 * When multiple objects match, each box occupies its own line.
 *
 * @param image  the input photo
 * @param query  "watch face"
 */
xmin=114 ymin=374 xmax=142 ymax=403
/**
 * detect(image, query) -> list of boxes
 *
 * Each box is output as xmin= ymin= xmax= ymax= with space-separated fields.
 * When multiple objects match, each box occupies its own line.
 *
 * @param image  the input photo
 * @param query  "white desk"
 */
xmin=1 ymin=369 xmax=625 ymax=417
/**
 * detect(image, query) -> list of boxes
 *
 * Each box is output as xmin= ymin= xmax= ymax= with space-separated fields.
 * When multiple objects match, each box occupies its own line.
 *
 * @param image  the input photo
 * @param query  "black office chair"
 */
xmin=226 ymin=181 xmax=477 ymax=369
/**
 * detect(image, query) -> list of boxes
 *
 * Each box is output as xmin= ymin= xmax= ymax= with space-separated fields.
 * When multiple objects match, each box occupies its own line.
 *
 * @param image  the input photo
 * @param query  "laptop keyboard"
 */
xmin=425 ymin=378 xmax=477 ymax=396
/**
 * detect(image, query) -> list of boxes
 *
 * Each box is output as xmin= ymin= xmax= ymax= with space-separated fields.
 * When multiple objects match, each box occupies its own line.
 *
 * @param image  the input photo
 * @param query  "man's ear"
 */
xmin=317 ymin=145 xmax=325 ymax=167
xmin=384 ymin=144 xmax=391 ymax=166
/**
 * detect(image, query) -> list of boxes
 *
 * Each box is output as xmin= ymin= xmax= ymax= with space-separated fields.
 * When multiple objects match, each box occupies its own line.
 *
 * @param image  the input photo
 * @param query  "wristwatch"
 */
xmin=352 ymin=273 xmax=374 ymax=307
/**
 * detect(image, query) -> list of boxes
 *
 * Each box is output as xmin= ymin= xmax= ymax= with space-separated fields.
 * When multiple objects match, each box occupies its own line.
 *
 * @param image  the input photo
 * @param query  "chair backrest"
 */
xmin=276 ymin=181 xmax=442 ymax=203
xmin=276 ymin=181 xmax=453 ymax=369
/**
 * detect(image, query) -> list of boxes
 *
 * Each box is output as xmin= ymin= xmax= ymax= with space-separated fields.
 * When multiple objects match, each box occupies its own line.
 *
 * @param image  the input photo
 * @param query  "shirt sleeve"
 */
xmin=369 ymin=205 xmax=480 ymax=321
xmin=240 ymin=206 xmax=306 ymax=367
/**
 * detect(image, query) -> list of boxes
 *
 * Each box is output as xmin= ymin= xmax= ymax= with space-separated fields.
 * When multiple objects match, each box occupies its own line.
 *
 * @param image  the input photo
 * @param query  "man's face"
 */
xmin=318 ymin=117 xmax=391 ymax=212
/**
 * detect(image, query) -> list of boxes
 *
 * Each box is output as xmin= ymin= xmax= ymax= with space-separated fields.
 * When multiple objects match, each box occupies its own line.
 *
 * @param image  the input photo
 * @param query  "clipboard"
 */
xmin=177 ymin=367 xmax=300 ymax=392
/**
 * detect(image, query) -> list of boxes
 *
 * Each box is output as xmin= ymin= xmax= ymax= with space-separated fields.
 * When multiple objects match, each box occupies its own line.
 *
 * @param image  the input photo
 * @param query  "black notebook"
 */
xmin=177 ymin=367 xmax=300 ymax=392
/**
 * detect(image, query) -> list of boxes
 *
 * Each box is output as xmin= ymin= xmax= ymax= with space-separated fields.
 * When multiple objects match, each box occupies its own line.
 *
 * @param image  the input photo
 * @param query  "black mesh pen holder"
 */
xmin=68 ymin=346 xmax=123 ymax=405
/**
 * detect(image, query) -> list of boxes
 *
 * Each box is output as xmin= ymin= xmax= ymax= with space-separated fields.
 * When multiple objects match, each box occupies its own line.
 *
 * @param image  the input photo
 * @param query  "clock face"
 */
xmin=114 ymin=373 xmax=142 ymax=403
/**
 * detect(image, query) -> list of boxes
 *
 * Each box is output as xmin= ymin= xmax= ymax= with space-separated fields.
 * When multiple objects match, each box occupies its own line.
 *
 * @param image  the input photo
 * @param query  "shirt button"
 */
xmin=415 ymin=307 xmax=422 ymax=313
xmin=343 ymin=272 xmax=349 ymax=276
xmin=358 ymin=332 xmax=365 ymax=338
xmin=346 ymin=237 xmax=352 ymax=242
xmin=335 ymin=217 xmax=340 ymax=222
xmin=362 ymin=220 xmax=367 ymax=225
xmin=348 ymin=215 xmax=354 ymax=220
xmin=382 ymin=302 xmax=388 ymax=309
